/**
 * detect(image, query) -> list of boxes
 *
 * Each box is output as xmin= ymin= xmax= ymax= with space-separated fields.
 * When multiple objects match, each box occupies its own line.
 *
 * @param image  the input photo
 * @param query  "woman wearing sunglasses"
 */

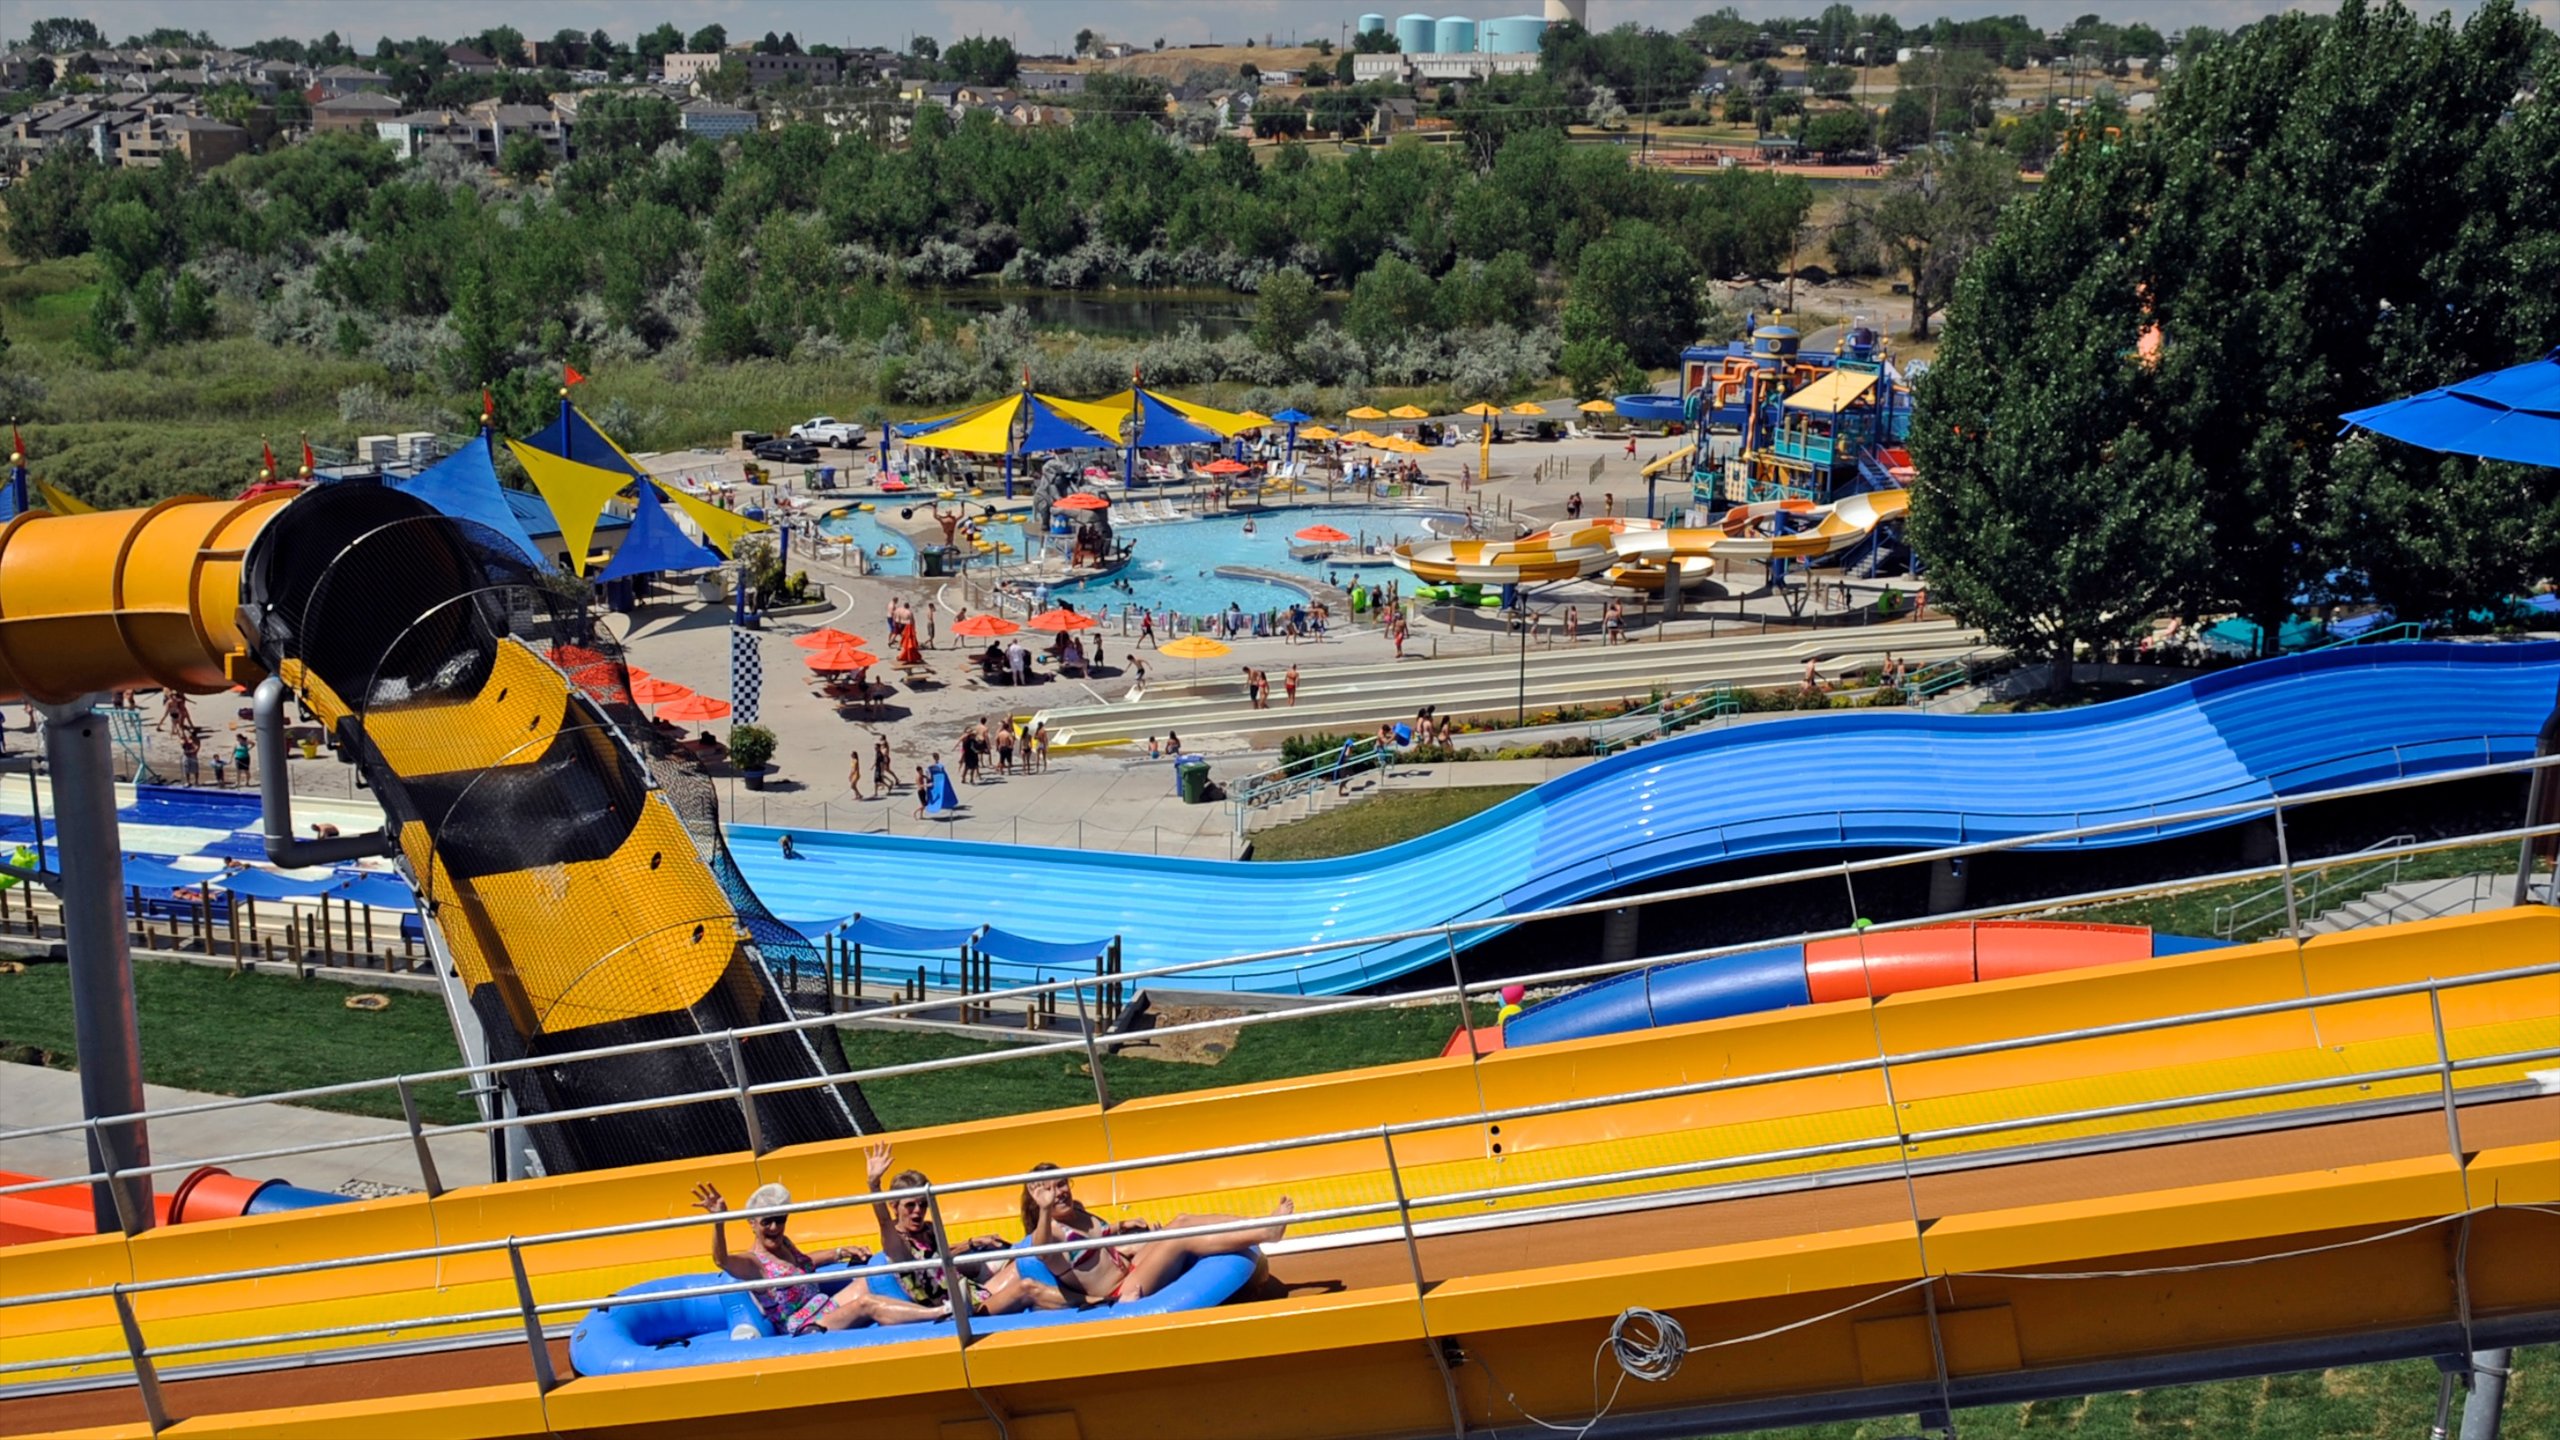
xmin=689 ymin=1181 xmax=951 ymax=1336
xmin=867 ymin=1143 xmax=1064 ymax=1315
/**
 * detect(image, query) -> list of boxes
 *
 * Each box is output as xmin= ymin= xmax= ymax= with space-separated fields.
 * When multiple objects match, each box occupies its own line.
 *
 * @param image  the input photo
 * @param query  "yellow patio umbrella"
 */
xmin=1338 ymin=429 xmax=1383 ymax=445
xmin=1460 ymin=402 xmax=1504 ymax=418
xmin=1509 ymin=402 xmax=1548 ymax=416
xmin=1387 ymin=404 xmax=1430 ymax=420
xmin=1155 ymin=632 xmax=1233 ymax=683
xmin=1346 ymin=405 xmax=1388 ymax=420
xmin=1577 ymin=398 xmax=1619 ymax=414
xmin=1299 ymin=425 xmax=1341 ymax=441
xmin=1237 ymin=410 xmax=1276 ymax=428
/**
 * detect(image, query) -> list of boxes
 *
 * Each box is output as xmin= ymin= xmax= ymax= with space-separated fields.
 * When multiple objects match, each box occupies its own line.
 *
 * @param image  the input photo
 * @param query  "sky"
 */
xmin=24 ymin=0 xmax=2558 ymax=57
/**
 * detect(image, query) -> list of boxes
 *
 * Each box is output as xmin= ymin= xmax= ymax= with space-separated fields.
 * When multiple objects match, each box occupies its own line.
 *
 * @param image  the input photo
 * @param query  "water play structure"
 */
xmin=1390 ymin=489 xmax=1910 ymax=586
xmin=1615 ymin=316 xmax=1918 ymax=513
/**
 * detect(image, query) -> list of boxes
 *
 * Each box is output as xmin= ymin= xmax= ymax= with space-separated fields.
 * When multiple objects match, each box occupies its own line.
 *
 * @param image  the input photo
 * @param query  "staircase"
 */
xmin=2301 ymin=872 xmax=2524 ymax=936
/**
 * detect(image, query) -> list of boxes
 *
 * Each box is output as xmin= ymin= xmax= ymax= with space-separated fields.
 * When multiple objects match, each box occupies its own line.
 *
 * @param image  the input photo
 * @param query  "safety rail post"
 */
xmin=921 ymin=1187 xmax=978 ymax=1350
xmin=395 ymin=1076 xmax=445 ymax=1198
xmin=1071 ymin=984 xmax=1115 ymax=1113
xmin=2427 ymin=987 xmax=2467 ymax=1164
xmin=723 ymin=1031 xmax=766 ymax=1156
xmin=2274 ymin=801 xmax=2305 ymax=941
xmin=1380 ymin=1128 xmax=1470 ymax=1440
xmin=1445 ymin=934 xmax=1481 ymax=1063
xmin=505 ymin=1239 xmax=559 ymax=1395
xmin=110 ymin=1285 xmax=169 ymax=1435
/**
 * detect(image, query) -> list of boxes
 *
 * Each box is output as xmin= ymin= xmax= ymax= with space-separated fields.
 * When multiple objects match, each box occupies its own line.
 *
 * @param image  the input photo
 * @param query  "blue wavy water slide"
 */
xmin=732 ymin=643 xmax=2560 ymax=996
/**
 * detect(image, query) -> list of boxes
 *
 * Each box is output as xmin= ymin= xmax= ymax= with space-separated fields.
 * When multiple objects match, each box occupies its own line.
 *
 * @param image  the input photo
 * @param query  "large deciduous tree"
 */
xmin=1868 ymin=140 xmax=2013 ymax=339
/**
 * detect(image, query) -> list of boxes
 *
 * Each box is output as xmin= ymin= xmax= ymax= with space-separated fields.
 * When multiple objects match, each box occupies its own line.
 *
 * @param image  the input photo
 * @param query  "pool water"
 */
xmin=814 ymin=506 xmax=928 ymax=575
xmin=1049 ymin=506 xmax=1461 ymax=617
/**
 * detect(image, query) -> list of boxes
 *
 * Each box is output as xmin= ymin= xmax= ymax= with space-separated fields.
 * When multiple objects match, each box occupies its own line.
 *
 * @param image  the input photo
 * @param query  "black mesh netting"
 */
xmin=243 ymin=480 xmax=875 ymax=1175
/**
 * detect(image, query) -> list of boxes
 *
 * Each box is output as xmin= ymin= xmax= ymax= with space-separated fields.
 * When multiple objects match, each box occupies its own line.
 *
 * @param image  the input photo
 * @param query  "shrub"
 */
xmin=728 ymin=724 xmax=777 ymax=772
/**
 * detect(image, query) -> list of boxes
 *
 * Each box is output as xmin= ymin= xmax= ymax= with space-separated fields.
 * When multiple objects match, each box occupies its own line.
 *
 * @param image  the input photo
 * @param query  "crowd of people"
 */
xmin=687 ymin=1145 xmax=1294 ymax=1338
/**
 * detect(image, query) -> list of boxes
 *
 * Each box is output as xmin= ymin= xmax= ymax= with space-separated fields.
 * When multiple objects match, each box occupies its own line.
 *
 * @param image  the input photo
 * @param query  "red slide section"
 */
xmin=1804 ymin=921 xmax=2153 ymax=1004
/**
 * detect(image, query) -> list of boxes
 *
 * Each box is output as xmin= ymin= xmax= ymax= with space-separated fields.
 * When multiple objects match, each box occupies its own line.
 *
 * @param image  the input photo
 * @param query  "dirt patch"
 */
xmin=1111 ymin=1002 xmax=1246 ymax=1066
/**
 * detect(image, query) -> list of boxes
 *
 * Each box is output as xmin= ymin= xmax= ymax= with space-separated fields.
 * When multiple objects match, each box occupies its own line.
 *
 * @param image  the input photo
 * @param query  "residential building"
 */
xmin=1371 ymin=97 xmax=1419 ymax=136
xmin=443 ymin=46 xmax=500 ymax=75
xmin=478 ymin=100 xmax=572 ymax=162
xmin=1351 ymin=52 xmax=1538 ymax=83
xmin=114 ymin=114 xmax=247 ymax=170
xmin=744 ymin=53 xmax=837 ymax=88
xmin=677 ymin=97 xmax=756 ymax=139
xmin=662 ymin=52 xmax=724 ymax=84
xmin=310 ymin=63 xmax=389 ymax=96
xmin=1017 ymin=67 xmax=1086 ymax=95
xmin=377 ymin=110 xmax=475 ymax=160
xmin=311 ymin=90 xmax=401 ymax=135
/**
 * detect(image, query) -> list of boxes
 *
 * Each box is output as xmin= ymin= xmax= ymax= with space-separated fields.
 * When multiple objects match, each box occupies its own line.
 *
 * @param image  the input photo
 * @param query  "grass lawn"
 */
xmin=0 ymin=955 xmax=1459 ymax=1132
xmin=2063 ymin=841 xmax=2527 ymax=943
xmin=1248 ymin=786 xmax=1531 ymax=861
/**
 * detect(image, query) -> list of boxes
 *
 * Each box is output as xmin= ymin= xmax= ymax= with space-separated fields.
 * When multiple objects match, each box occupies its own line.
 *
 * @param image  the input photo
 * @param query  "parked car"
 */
xmin=752 ymin=436 xmax=820 ymax=464
xmin=789 ymin=416 xmax=868 ymax=447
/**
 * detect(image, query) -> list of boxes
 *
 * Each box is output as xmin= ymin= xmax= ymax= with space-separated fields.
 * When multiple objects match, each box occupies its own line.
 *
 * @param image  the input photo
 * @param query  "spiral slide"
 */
xmin=735 ymin=642 xmax=2560 ymax=996
xmin=0 ymin=482 xmax=871 ymax=1177
xmin=1392 ymin=489 xmax=1911 ymax=587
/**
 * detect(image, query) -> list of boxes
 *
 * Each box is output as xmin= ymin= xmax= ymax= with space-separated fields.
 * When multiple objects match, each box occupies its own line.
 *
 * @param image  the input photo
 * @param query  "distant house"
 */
xmin=114 ymin=114 xmax=246 ymax=170
xmin=377 ymin=110 xmax=474 ymax=159
xmin=443 ymin=46 xmax=500 ymax=75
xmin=744 ymin=53 xmax=837 ymax=88
xmin=662 ymin=53 xmax=724 ymax=85
xmin=1017 ymin=68 xmax=1086 ymax=95
xmin=311 ymin=63 xmax=389 ymax=96
xmin=311 ymin=90 xmax=401 ymax=135
xmin=1371 ymin=97 xmax=1419 ymax=135
xmin=677 ymin=96 xmax=756 ymax=139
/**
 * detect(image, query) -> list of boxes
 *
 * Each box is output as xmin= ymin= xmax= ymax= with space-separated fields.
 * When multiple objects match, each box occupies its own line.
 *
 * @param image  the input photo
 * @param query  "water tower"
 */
xmin=1436 ymin=16 xmax=1478 ymax=54
xmin=1543 ymin=0 xmax=1587 ymax=25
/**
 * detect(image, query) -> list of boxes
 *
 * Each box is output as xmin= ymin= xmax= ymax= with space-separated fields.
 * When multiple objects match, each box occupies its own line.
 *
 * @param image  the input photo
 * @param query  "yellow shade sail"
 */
xmin=34 ymin=480 xmax=96 ymax=514
xmin=658 ymin=482 xmax=771 ymax=557
xmin=1782 ymin=369 xmax=1879 ymax=414
xmin=1037 ymin=392 xmax=1137 ymax=443
xmin=1151 ymin=391 xmax=1257 ymax=438
xmin=506 ymin=440 xmax=632 ymax=576
xmin=903 ymin=395 xmax=1022 ymax=455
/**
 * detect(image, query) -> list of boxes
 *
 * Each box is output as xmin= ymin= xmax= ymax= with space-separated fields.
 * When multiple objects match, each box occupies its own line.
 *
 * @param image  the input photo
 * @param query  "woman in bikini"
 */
xmin=1019 ymin=1163 xmax=1293 ymax=1305
xmin=864 ymin=1143 xmax=1063 ymax=1316
xmin=690 ymin=1181 xmax=950 ymax=1335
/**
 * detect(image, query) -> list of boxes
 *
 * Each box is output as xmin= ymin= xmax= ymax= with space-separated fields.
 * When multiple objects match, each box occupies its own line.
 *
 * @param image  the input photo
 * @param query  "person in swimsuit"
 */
xmin=1018 ymin=1163 xmax=1293 ymax=1305
xmin=865 ymin=1143 xmax=1063 ymax=1316
xmin=689 ymin=1181 xmax=949 ymax=1336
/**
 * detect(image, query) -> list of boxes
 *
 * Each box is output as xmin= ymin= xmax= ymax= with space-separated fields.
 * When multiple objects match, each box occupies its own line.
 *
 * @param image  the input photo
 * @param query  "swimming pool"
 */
xmin=814 ymin=506 xmax=927 ymax=575
xmin=1048 ymin=506 xmax=1461 ymax=616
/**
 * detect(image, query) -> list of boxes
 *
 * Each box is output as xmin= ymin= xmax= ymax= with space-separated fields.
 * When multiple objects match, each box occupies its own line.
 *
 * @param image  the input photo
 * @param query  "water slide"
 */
xmin=1392 ymin=489 xmax=1909 ymax=586
xmin=0 ymin=483 xmax=873 ymax=1176
xmin=736 ymin=642 xmax=2560 ymax=996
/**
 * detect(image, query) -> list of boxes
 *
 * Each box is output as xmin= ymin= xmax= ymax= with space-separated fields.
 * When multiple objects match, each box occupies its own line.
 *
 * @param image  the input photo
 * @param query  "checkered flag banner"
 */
xmin=731 ymin=627 xmax=761 ymax=726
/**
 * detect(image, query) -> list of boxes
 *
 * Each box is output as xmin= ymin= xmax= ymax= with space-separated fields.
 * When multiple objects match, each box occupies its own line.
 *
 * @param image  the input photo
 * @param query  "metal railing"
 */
xmin=6 ymin=747 xmax=2557 ymax=1217
xmin=2212 ymin=833 xmax=2416 ymax=940
xmin=7 ymin=943 xmax=2553 ymax=1431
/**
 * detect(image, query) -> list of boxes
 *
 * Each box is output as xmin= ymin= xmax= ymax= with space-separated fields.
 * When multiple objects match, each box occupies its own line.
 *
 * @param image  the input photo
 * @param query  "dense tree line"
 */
xmin=1910 ymin=0 xmax=2560 ymax=680
xmin=4 ymin=95 xmax=1809 ymax=420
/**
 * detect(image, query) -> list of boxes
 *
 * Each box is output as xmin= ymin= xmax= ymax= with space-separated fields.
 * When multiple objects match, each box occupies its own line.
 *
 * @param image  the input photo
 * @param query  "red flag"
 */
xmin=261 ymin=439 xmax=277 ymax=478
xmin=9 ymin=425 xmax=21 ymax=465
xmin=301 ymin=435 xmax=316 ymax=477
xmin=564 ymin=364 xmax=587 ymax=387
xmin=482 ymin=387 xmax=495 ymax=424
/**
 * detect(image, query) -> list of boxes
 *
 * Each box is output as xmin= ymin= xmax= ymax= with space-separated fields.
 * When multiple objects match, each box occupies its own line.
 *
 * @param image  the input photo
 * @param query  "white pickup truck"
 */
xmin=788 ymin=416 xmax=867 ymax=447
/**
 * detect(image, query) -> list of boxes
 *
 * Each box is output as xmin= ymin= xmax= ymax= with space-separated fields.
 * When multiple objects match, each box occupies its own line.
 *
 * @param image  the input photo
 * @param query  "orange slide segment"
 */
xmin=0 ymin=494 xmax=292 ymax=704
xmin=1804 ymin=921 xmax=2156 ymax=1003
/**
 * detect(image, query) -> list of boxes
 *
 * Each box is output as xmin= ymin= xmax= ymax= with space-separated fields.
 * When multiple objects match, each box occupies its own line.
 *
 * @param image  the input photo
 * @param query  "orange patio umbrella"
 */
xmin=804 ymin=642 xmax=879 ymax=672
xmin=630 ymin=673 xmax=693 ymax=704
xmin=793 ymin=627 xmax=869 ymax=650
xmin=656 ymin=693 xmax=731 ymax=723
xmin=1026 ymin=608 xmax=1098 ymax=633
xmin=1294 ymin=524 xmax=1352 ymax=543
xmin=1200 ymin=457 xmax=1252 ymax=476
xmin=951 ymin=614 xmax=1020 ymax=638
xmin=1053 ymin=493 xmax=1110 ymax=511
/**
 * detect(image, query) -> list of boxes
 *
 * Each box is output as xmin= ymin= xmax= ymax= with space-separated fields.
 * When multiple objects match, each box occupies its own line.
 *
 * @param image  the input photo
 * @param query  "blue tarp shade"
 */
xmin=597 ymin=480 xmax=723 ymax=580
xmin=828 ymin=915 xmax=983 ymax=952
xmin=215 ymin=868 xmax=343 ymax=900
xmin=334 ymin=873 xmax=419 ymax=912
xmin=2341 ymin=348 xmax=2560 ymax=468
xmin=975 ymin=927 xmax=1112 ymax=969
xmin=391 ymin=437 xmax=548 ymax=568
xmin=119 ymin=857 xmax=211 ymax=892
xmin=1129 ymin=392 xmax=1221 ymax=449
xmin=1018 ymin=397 xmax=1114 ymax=454
xmin=524 ymin=402 xmax=648 ymax=479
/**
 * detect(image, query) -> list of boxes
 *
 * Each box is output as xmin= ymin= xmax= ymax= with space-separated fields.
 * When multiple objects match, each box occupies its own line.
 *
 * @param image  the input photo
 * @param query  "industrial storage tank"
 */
xmin=1435 ymin=16 xmax=1478 ymax=54
xmin=1542 ymin=0 xmax=1588 ymax=24
xmin=1358 ymin=13 xmax=1387 ymax=35
xmin=1482 ymin=14 xmax=1546 ymax=52
xmin=1395 ymin=13 xmax=1436 ymax=54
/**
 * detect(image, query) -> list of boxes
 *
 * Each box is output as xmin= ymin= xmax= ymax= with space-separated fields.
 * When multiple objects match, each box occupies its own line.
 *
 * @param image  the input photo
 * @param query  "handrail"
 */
xmin=8 ymin=951 xmax=2555 ymax=1321
xmin=6 ymin=746 xmax=2557 ymax=1186
xmin=2211 ymin=832 xmax=2415 ymax=940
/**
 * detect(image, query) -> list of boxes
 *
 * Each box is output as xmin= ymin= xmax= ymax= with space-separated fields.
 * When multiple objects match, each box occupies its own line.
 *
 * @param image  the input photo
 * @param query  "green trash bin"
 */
xmin=919 ymin=547 xmax=948 ymax=578
xmin=1176 ymin=756 xmax=1211 ymax=804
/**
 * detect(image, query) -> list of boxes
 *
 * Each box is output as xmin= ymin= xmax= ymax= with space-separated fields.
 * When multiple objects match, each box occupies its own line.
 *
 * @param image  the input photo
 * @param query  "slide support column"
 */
xmin=2460 ymin=1349 xmax=2511 ymax=1440
xmin=40 ymin=696 xmax=154 ymax=1235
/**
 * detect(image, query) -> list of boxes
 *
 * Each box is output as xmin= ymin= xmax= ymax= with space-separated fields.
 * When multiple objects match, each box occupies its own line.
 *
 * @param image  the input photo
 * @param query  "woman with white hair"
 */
xmin=690 ymin=1181 xmax=951 ymax=1335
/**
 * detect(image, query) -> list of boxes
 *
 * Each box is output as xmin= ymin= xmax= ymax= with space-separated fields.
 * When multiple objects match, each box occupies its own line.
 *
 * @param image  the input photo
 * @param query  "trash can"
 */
xmin=1176 ymin=756 xmax=1211 ymax=804
xmin=919 ymin=547 xmax=948 ymax=578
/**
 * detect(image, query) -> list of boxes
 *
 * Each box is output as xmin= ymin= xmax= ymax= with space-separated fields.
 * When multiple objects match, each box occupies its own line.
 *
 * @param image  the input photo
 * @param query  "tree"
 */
xmin=1251 ymin=268 xmax=1319 ymax=356
xmin=1074 ymin=29 xmax=1096 ymax=57
xmin=1253 ymin=109 xmax=1307 ymax=140
xmin=1867 ymin=141 xmax=2014 ymax=338
xmin=687 ymin=24 xmax=727 ymax=54
xmin=1352 ymin=30 xmax=1400 ymax=54
xmin=499 ymin=132 xmax=547 ymax=184
xmin=1561 ymin=219 xmax=1696 ymax=367
xmin=1906 ymin=143 xmax=2203 ymax=690
xmin=1585 ymin=85 xmax=1626 ymax=130
xmin=1891 ymin=47 xmax=2003 ymax=138
xmin=636 ymin=23 xmax=683 ymax=61
xmin=26 ymin=16 xmax=103 ymax=51
xmin=944 ymin=36 xmax=1019 ymax=87
xmin=1345 ymin=255 xmax=1436 ymax=349
xmin=1558 ymin=335 xmax=1638 ymax=400
xmin=1801 ymin=108 xmax=1870 ymax=159
xmin=3 ymin=146 xmax=96 ymax=260
xmin=1807 ymin=64 xmax=1855 ymax=99
xmin=87 ymin=199 xmax=170 ymax=290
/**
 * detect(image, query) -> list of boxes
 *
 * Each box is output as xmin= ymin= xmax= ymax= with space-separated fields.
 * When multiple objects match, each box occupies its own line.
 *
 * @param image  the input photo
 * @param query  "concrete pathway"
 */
xmin=0 ymin=1061 xmax=489 ymax=1200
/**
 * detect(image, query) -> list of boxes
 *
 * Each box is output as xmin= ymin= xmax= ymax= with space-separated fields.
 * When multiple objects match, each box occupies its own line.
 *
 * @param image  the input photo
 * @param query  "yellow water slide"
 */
xmin=1394 ymin=491 xmax=1911 ymax=589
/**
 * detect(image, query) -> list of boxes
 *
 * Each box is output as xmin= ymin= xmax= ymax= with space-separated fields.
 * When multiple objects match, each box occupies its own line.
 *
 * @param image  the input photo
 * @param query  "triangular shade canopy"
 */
xmin=506 ymin=440 xmax=632 ymax=576
xmin=391 ymin=435 xmax=547 ymax=568
xmin=597 ymin=476 xmax=724 ymax=579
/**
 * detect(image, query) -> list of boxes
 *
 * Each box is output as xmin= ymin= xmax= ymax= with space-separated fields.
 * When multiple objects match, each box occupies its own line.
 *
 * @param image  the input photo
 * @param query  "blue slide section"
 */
xmin=733 ymin=643 xmax=2560 ymax=996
